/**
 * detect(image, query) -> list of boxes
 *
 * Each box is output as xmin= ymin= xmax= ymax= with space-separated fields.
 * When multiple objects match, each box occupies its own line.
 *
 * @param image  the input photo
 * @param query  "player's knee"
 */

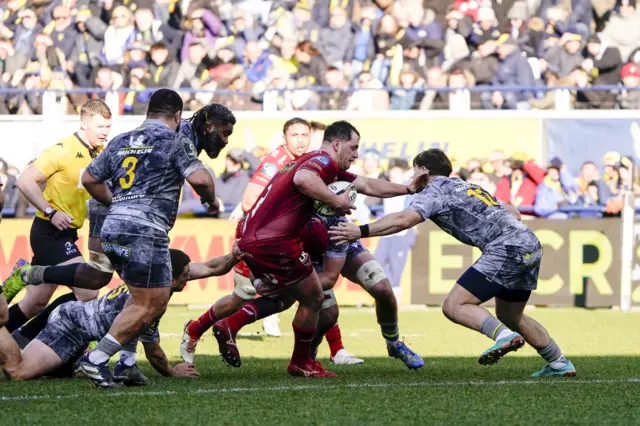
xmin=368 ymin=280 xmax=395 ymax=304
xmin=320 ymin=304 xmax=339 ymax=326
xmin=441 ymin=295 xmax=458 ymax=321
xmin=356 ymin=260 xmax=388 ymax=293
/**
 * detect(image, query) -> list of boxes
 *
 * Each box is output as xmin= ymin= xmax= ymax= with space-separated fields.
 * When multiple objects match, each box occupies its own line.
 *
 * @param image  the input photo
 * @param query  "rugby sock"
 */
xmin=292 ymin=323 xmax=316 ymax=365
xmin=480 ymin=316 xmax=512 ymax=341
xmin=6 ymin=305 xmax=30 ymax=333
xmin=379 ymin=320 xmax=400 ymax=343
xmin=25 ymin=265 xmax=46 ymax=284
xmin=325 ymin=324 xmax=344 ymax=357
xmin=42 ymin=263 xmax=81 ymax=287
xmin=225 ymin=298 xmax=284 ymax=334
xmin=89 ymin=334 xmax=122 ymax=364
xmin=19 ymin=293 xmax=77 ymax=340
xmin=538 ymin=339 xmax=567 ymax=368
xmin=119 ymin=339 xmax=138 ymax=366
xmin=187 ymin=307 xmax=218 ymax=338
xmin=225 ymin=302 xmax=259 ymax=333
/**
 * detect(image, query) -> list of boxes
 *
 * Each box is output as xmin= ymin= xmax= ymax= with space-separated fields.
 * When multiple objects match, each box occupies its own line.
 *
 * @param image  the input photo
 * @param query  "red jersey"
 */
xmin=239 ymin=150 xmax=356 ymax=247
xmin=246 ymin=145 xmax=295 ymax=192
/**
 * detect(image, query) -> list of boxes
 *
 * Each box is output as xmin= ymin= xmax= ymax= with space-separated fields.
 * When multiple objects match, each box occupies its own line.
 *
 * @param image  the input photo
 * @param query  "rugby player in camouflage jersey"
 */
xmin=330 ymin=149 xmax=577 ymax=378
xmin=0 ymin=248 xmax=244 ymax=384
xmin=74 ymin=89 xmax=218 ymax=387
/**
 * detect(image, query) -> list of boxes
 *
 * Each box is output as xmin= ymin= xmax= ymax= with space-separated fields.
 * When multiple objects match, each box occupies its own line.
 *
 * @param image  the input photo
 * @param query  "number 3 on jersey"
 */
xmin=467 ymin=187 xmax=499 ymax=207
xmin=120 ymin=156 xmax=138 ymax=189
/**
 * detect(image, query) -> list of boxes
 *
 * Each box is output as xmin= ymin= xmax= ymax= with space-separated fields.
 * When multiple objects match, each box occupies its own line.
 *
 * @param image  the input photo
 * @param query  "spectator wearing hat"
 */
xmin=481 ymin=34 xmax=534 ymax=109
xmin=495 ymin=151 xmax=545 ymax=210
xmin=71 ymin=7 xmax=107 ymax=88
xmin=601 ymin=0 xmax=640 ymax=62
xmin=533 ymin=157 xmax=579 ymax=219
xmin=180 ymin=8 xmax=223 ymax=63
xmin=582 ymin=34 xmax=622 ymax=85
xmin=469 ymin=7 xmax=501 ymax=48
xmin=617 ymin=62 xmax=640 ymax=109
xmin=542 ymin=30 xmax=586 ymax=77
xmin=103 ymin=5 xmax=136 ymax=66
xmin=506 ymin=1 xmax=539 ymax=58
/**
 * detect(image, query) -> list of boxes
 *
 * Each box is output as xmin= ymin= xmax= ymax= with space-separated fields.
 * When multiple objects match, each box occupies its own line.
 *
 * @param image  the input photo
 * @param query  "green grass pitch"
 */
xmin=2 ymin=306 xmax=640 ymax=425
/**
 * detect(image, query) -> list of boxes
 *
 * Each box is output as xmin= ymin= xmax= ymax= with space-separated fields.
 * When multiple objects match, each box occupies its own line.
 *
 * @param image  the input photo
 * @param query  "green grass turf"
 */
xmin=2 ymin=306 xmax=640 ymax=425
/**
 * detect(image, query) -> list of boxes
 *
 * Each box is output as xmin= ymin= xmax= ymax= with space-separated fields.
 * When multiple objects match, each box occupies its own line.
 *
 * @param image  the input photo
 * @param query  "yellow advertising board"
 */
xmin=1 ymin=219 xmax=413 ymax=306
xmin=205 ymin=117 xmax=541 ymax=173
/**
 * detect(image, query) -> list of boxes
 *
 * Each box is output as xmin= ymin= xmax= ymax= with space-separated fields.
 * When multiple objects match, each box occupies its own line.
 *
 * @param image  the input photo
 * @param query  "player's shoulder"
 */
xmin=301 ymin=150 xmax=332 ymax=165
xmin=48 ymin=134 xmax=78 ymax=153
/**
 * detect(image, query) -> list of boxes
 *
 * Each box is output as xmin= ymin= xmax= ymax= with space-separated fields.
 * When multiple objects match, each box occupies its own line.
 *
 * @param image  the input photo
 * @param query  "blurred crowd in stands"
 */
xmin=0 ymin=0 xmax=640 ymax=113
xmin=3 ymin=143 xmax=638 ymax=220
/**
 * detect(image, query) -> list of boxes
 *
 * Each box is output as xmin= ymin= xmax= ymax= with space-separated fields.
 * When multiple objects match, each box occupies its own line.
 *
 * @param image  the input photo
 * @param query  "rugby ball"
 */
xmin=314 ymin=181 xmax=357 ymax=216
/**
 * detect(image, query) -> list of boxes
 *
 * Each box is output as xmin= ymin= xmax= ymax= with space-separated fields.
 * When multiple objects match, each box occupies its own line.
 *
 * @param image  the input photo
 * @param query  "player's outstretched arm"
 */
xmin=82 ymin=170 xmax=113 ymax=206
xmin=187 ymin=242 xmax=245 ymax=280
xmin=142 ymin=340 xmax=200 ymax=377
xmin=351 ymin=169 xmax=429 ymax=198
xmin=329 ymin=209 xmax=423 ymax=245
xmin=294 ymin=169 xmax=354 ymax=214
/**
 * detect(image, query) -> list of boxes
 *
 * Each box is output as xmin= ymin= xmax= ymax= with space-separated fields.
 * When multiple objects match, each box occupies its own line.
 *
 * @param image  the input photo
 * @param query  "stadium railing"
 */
xmin=0 ymin=85 xmax=638 ymax=115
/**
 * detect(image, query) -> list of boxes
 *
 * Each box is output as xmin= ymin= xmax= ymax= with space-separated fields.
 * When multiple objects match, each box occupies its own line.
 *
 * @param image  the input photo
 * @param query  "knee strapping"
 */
xmin=356 ymin=260 xmax=387 ymax=291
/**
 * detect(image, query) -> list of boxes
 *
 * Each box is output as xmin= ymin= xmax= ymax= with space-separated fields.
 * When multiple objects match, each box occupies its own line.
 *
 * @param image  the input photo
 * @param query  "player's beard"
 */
xmin=205 ymin=129 xmax=226 ymax=158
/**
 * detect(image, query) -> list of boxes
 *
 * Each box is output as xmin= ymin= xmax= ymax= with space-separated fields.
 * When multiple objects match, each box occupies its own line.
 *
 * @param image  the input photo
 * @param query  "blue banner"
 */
xmin=545 ymin=119 xmax=640 ymax=176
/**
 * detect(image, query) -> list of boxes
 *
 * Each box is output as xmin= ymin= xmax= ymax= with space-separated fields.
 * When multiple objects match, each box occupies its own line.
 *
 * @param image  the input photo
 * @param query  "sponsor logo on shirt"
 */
xmin=262 ymin=162 xmax=277 ymax=177
xmin=315 ymin=156 xmax=330 ymax=166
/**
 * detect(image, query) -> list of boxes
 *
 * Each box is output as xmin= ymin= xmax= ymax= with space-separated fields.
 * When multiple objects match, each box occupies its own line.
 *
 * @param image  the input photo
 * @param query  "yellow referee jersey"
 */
xmin=33 ymin=133 xmax=101 ymax=229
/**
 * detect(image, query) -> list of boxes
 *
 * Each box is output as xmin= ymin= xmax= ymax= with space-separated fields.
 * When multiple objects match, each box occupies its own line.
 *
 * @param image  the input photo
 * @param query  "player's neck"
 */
xmin=76 ymin=129 xmax=93 ymax=149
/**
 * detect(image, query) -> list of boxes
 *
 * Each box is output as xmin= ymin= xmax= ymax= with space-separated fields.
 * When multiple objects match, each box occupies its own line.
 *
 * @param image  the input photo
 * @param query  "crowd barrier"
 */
xmin=2 ymin=213 xmax=638 ymax=309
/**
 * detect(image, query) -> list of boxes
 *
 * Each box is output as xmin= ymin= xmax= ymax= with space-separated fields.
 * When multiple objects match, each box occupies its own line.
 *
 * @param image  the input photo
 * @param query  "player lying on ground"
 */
xmin=2 ymin=103 xmax=237 ymax=298
xmin=329 ymin=148 xmax=577 ymax=377
xmin=0 ymin=100 xmax=113 ymax=334
xmin=182 ymin=117 xmax=356 ymax=363
xmin=0 ymin=247 xmax=244 ymax=384
xmin=211 ymin=121 xmax=428 ymax=377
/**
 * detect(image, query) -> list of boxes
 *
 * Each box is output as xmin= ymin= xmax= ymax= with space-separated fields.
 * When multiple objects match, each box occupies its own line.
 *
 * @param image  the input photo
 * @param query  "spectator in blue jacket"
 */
xmin=469 ymin=7 xmax=501 ymax=48
xmin=481 ymin=34 xmax=534 ymax=109
xmin=534 ymin=157 xmax=579 ymax=218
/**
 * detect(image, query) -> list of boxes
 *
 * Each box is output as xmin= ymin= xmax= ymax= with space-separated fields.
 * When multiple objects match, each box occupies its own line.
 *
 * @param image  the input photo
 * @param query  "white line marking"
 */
xmin=2 ymin=378 xmax=639 ymax=402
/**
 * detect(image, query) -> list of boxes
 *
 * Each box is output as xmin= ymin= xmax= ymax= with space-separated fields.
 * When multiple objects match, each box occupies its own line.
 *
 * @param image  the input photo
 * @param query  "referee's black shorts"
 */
xmin=30 ymin=217 xmax=82 ymax=266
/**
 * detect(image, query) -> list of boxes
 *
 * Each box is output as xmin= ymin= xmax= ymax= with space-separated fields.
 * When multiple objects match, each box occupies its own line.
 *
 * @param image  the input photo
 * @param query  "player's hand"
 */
xmin=204 ymin=198 xmax=221 ymax=215
xmin=172 ymin=362 xmax=200 ymax=378
xmin=328 ymin=221 xmax=361 ymax=245
xmin=231 ymin=240 xmax=247 ymax=261
xmin=333 ymin=191 xmax=356 ymax=215
xmin=51 ymin=212 xmax=73 ymax=230
xmin=408 ymin=168 xmax=429 ymax=194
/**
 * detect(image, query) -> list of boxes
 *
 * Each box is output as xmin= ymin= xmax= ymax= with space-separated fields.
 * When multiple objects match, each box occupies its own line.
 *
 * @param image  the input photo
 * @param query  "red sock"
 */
xmin=325 ymin=323 xmax=344 ymax=357
xmin=292 ymin=323 xmax=316 ymax=365
xmin=187 ymin=307 xmax=218 ymax=338
xmin=225 ymin=302 xmax=259 ymax=333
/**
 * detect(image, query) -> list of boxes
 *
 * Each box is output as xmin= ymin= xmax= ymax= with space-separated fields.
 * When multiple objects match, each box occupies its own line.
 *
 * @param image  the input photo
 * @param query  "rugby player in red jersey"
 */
xmin=211 ymin=121 xmax=428 ymax=377
xmin=181 ymin=118 xmax=359 ymax=365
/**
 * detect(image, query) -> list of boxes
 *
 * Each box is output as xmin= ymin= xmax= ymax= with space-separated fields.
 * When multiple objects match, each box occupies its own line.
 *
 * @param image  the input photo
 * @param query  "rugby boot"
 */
xmin=532 ymin=360 xmax=577 ymax=377
xmin=113 ymin=361 xmax=150 ymax=386
xmin=180 ymin=320 xmax=200 ymax=364
xmin=213 ymin=319 xmax=241 ymax=367
xmin=478 ymin=332 xmax=525 ymax=365
xmin=75 ymin=354 xmax=119 ymax=389
xmin=1 ymin=259 xmax=29 ymax=302
xmin=288 ymin=360 xmax=337 ymax=378
xmin=387 ymin=340 xmax=424 ymax=370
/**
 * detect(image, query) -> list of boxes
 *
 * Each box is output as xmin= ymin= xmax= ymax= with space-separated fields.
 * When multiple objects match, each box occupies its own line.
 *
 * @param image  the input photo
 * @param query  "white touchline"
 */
xmin=2 ymin=378 xmax=639 ymax=402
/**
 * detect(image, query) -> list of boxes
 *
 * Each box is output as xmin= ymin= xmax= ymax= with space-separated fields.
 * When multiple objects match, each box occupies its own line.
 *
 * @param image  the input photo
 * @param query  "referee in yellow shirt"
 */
xmin=4 ymin=99 xmax=112 ymax=333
